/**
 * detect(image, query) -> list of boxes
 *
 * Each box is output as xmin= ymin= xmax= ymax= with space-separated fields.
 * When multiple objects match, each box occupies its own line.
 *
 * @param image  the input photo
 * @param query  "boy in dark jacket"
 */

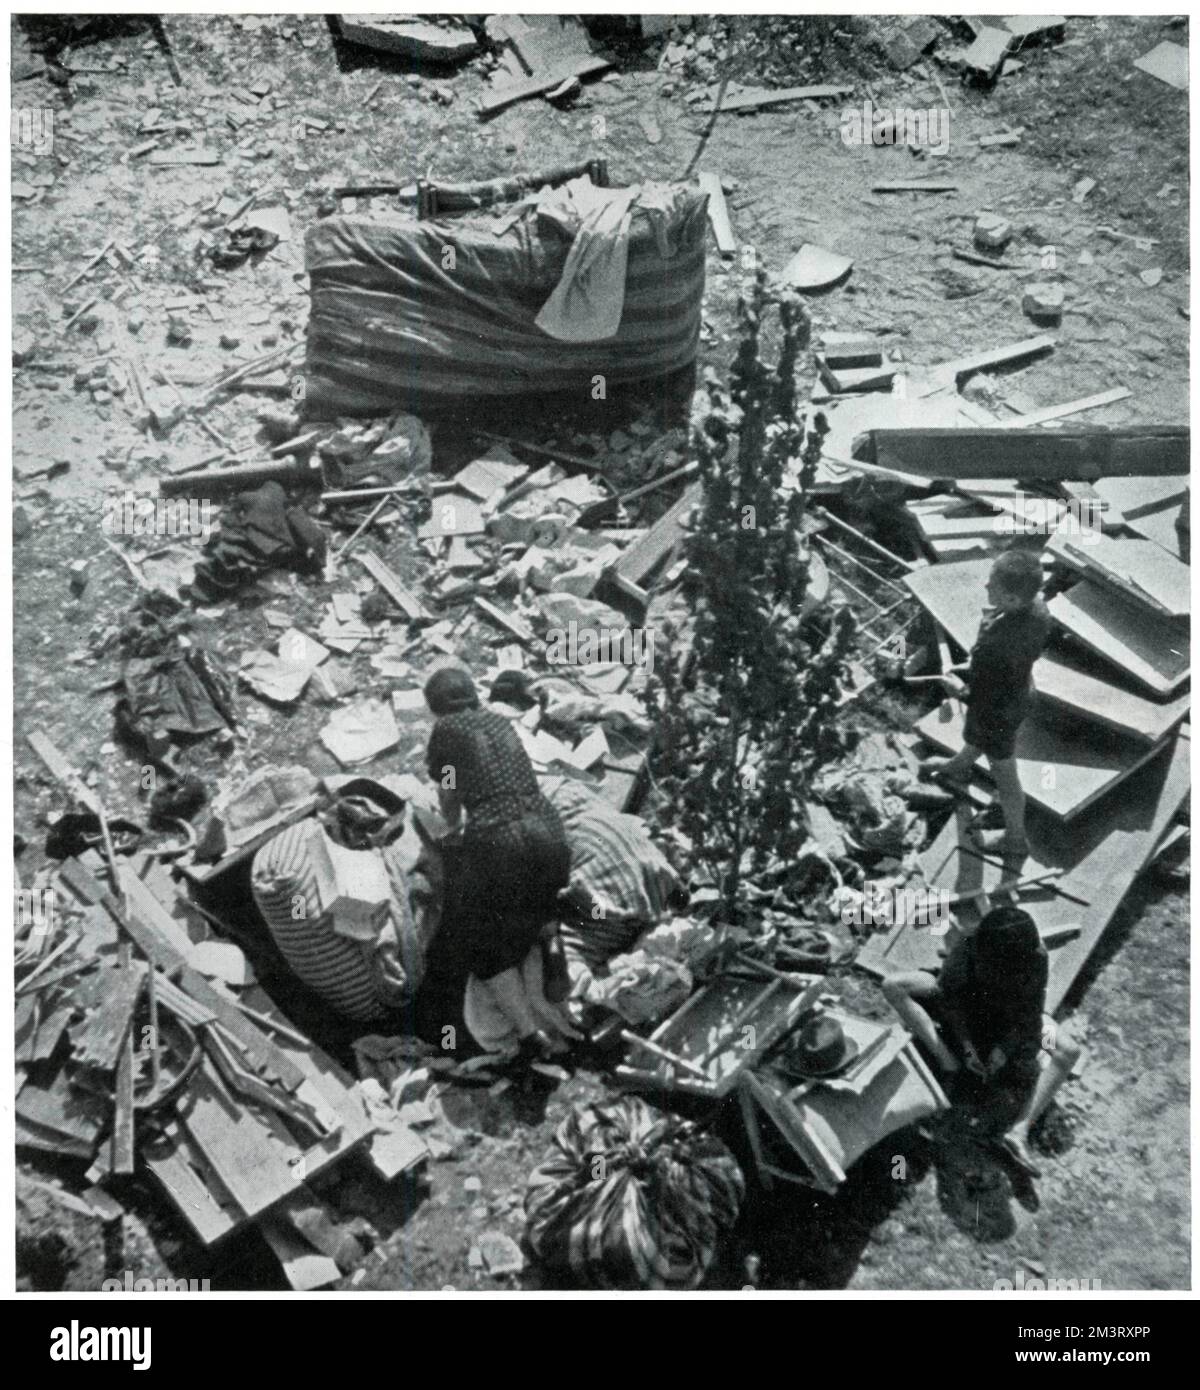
xmin=883 ymin=905 xmax=1081 ymax=1178
xmin=923 ymin=549 xmax=1051 ymax=863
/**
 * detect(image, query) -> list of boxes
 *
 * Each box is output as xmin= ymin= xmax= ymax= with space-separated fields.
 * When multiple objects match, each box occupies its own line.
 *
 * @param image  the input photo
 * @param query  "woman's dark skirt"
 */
xmin=456 ymin=807 xmax=571 ymax=981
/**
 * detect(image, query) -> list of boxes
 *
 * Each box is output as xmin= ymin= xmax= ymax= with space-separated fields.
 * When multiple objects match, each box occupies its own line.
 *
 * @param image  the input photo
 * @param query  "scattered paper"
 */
xmin=320 ymin=698 xmax=400 ymax=765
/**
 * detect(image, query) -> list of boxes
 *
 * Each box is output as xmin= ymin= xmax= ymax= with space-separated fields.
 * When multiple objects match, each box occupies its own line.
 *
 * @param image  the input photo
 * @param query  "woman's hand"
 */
xmin=962 ymin=1041 xmax=988 ymax=1078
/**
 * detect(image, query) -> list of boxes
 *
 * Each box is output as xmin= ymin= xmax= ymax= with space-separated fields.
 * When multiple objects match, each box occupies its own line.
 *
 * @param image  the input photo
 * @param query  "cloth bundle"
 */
xmin=524 ymin=1096 xmax=744 ymax=1290
xmin=251 ymin=815 xmax=424 ymax=1023
xmin=192 ymin=482 xmax=325 ymax=603
xmin=116 ymin=595 xmax=235 ymax=749
xmin=548 ymin=780 xmax=683 ymax=971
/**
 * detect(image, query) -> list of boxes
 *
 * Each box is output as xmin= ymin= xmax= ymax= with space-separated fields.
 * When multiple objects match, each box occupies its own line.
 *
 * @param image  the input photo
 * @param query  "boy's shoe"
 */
xmin=970 ymin=827 xmax=1030 ymax=859
xmin=919 ymin=757 xmax=972 ymax=792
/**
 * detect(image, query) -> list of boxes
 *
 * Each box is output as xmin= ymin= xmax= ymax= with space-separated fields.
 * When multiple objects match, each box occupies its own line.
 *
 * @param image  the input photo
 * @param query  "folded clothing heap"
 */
xmin=192 ymin=482 xmax=325 ymax=603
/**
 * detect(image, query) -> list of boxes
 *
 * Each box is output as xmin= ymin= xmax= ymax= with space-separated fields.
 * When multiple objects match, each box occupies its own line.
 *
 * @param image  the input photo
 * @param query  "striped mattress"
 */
xmin=304 ymin=187 xmax=707 ymax=415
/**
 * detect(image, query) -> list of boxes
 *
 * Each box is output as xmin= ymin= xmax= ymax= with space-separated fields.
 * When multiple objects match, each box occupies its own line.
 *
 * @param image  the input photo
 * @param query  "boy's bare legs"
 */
xmin=882 ymin=970 xmax=960 ymax=1074
xmin=973 ymin=756 xmax=1030 ymax=876
xmin=997 ymin=1025 xmax=1081 ymax=1177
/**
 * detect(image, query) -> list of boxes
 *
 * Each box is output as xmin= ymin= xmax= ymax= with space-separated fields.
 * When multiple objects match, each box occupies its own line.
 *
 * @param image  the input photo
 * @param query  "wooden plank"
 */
xmin=111 ymin=1030 xmax=136 ymax=1175
xmin=1034 ymin=651 xmax=1190 ymax=746
xmin=910 ymin=503 xmax=1045 ymax=542
xmin=914 ymin=698 xmax=1171 ymax=822
xmin=16 ymin=1075 xmax=106 ymax=1148
xmin=149 ymin=148 xmax=221 ymax=166
xmin=480 ymin=54 xmax=611 ymax=115
xmin=874 ymin=425 xmax=1190 ymax=481
xmin=473 ymin=595 xmax=535 ymax=643
xmin=27 ymin=730 xmax=104 ymax=814
xmin=23 ymin=1003 xmax=75 ymax=1063
xmin=1122 ymin=500 xmax=1187 ymax=559
xmin=70 ymin=962 xmax=145 ymax=1072
xmin=1093 ymin=475 xmax=1188 ymax=521
xmin=913 ymin=336 xmax=1057 ymax=394
xmin=1049 ymin=581 xmax=1189 ymax=696
xmin=178 ymin=967 xmax=306 ymax=1092
xmin=920 ymin=729 xmax=1190 ymax=1013
xmin=1046 ymin=530 xmax=1190 ymax=618
xmin=355 ymin=548 xmax=430 ymax=621
xmin=610 ymin=481 xmax=701 ymax=592
xmin=102 ymin=861 xmax=307 ymax=1092
xmin=259 ymin=1217 xmax=342 ymax=1289
xmin=177 ymin=1064 xmax=302 ymax=1221
xmin=17 ymin=1116 xmax=94 ymax=1159
xmin=143 ymin=1122 xmax=238 ymax=1246
xmin=998 ymin=387 xmax=1131 ymax=428
xmin=872 ymin=180 xmax=958 ymax=193
xmin=697 ymin=173 xmax=736 ymax=255
xmin=705 ymin=83 xmax=852 ymax=113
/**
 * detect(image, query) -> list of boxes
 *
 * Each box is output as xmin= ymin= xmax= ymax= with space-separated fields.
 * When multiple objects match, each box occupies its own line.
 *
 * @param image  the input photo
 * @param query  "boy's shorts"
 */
xmin=963 ymin=703 xmax=1024 ymax=762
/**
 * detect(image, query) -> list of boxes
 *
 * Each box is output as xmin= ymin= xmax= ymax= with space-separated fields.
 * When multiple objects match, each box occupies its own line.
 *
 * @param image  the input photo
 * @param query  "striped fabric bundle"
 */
xmin=550 ymin=780 xmax=683 ymax=970
xmin=304 ymin=184 xmax=707 ymax=415
xmin=525 ymin=1096 xmax=744 ymax=1290
xmin=251 ymin=819 xmax=420 ymax=1023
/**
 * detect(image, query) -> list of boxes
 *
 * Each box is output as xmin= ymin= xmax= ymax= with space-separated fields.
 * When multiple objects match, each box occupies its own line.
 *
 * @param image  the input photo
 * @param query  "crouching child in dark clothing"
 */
xmin=883 ymin=905 xmax=1080 ymax=1179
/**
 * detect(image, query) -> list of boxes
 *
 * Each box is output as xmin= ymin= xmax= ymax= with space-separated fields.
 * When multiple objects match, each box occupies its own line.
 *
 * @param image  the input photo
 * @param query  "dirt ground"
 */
xmin=10 ymin=14 xmax=1189 ymax=1291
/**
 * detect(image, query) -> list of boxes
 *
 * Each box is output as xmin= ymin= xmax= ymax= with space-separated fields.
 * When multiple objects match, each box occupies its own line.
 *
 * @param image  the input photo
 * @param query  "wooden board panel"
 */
xmin=873 ymin=426 xmax=1190 ymax=481
xmin=480 ymin=54 xmax=611 ymax=114
xmin=1049 ymin=581 xmax=1189 ymax=696
xmin=608 ymin=481 xmax=701 ymax=603
xmin=70 ymin=962 xmax=144 ymax=1072
xmin=259 ymin=1217 xmax=342 ymax=1290
xmin=697 ymin=172 xmax=736 ymax=255
xmin=1046 ymin=530 xmax=1190 ymax=617
xmin=919 ymin=729 xmax=1190 ymax=1012
xmin=143 ymin=1122 xmax=239 ymax=1247
xmin=1122 ymin=501 xmax=1187 ymax=559
xmin=111 ymin=1030 xmax=136 ymax=1175
xmin=177 ymin=1064 xmax=302 ymax=1222
xmin=1033 ymin=651 xmax=1190 ymax=746
xmin=914 ymin=698 xmax=1169 ymax=821
xmin=904 ymin=558 xmax=1188 ymax=741
xmin=16 ymin=1075 xmax=106 ymax=1148
xmin=1093 ymin=475 xmax=1188 ymax=520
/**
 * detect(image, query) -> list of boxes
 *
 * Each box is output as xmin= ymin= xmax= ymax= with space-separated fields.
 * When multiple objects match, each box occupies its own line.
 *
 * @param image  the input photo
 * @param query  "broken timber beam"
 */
xmin=607 ymin=481 xmax=701 ymax=608
xmin=869 ymin=426 xmax=1190 ymax=482
xmin=480 ymin=55 xmax=612 ymax=115
xmin=355 ymin=548 xmax=431 ymax=622
xmin=704 ymin=84 xmax=852 ymax=113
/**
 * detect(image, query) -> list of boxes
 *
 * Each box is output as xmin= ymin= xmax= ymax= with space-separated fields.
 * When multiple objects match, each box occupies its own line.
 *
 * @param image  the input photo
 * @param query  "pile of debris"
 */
xmin=17 ymin=736 xmax=428 ymax=1290
xmin=847 ymin=425 xmax=1190 ymax=1013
